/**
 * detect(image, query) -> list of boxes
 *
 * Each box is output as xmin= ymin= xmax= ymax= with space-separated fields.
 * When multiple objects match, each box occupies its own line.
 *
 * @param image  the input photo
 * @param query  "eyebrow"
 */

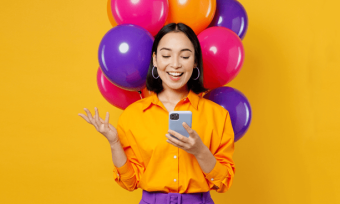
xmin=159 ymin=47 xmax=192 ymax=52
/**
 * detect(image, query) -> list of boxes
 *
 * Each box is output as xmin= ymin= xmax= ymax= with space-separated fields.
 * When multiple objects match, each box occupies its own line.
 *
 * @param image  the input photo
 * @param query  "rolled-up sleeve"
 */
xmin=112 ymin=112 xmax=145 ymax=191
xmin=203 ymin=111 xmax=236 ymax=193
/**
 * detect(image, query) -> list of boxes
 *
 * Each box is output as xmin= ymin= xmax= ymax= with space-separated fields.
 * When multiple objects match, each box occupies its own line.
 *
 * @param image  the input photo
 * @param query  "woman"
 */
xmin=78 ymin=23 xmax=235 ymax=204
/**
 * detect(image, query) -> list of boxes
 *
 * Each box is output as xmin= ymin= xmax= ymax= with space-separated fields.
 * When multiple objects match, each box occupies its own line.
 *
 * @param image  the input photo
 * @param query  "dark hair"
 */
xmin=146 ymin=23 xmax=208 ymax=94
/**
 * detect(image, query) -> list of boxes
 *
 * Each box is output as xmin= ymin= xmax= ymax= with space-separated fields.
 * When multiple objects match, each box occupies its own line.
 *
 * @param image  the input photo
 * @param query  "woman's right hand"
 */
xmin=78 ymin=107 xmax=120 ymax=145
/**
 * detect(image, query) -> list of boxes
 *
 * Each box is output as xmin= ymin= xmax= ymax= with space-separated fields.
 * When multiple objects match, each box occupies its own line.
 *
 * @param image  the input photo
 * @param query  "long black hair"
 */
xmin=145 ymin=23 xmax=208 ymax=94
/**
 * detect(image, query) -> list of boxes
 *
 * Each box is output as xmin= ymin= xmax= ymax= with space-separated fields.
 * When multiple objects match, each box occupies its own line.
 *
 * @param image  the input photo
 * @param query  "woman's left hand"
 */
xmin=165 ymin=122 xmax=206 ymax=157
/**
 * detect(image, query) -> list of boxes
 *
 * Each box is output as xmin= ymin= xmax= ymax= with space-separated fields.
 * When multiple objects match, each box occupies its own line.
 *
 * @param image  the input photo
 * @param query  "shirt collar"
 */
xmin=142 ymin=89 xmax=200 ymax=112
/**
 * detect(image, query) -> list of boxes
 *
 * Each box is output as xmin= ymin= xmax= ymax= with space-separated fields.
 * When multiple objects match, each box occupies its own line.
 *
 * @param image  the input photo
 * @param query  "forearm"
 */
xmin=110 ymin=140 xmax=128 ymax=168
xmin=195 ymin=146 xmax=216 ymax=174
xmin=195 ymin=146 xmax=220 ymax=189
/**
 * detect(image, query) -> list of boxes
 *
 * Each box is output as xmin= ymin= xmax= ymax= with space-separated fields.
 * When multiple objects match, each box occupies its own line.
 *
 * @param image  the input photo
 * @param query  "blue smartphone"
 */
xmin=169 ymin=111 xmax=192 ymax=140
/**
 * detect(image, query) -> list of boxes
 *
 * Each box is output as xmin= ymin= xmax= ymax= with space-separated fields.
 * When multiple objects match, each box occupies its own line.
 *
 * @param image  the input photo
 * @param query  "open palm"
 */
xmin=78 ymin=107 xmax=119 ymax=145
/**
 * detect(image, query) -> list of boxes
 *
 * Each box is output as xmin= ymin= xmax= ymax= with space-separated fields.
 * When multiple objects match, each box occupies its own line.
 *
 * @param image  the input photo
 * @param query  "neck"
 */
xmin=158 ymin=85 xmax=189 ymax=103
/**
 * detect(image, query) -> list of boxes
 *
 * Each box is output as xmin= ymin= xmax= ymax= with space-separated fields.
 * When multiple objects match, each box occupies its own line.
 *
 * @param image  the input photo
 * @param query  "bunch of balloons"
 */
xmin=97 ymin=0 xmax=251 ymax=142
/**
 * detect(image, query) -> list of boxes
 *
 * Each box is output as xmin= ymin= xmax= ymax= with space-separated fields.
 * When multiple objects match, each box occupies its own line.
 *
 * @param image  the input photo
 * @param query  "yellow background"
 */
xmin=1 ymin=0 xmax=339 ymax=203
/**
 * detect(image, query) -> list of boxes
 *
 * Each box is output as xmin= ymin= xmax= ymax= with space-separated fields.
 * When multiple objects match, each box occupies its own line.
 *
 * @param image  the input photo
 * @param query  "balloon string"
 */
xmin=138 ymin=91 xmax=143 ymax=99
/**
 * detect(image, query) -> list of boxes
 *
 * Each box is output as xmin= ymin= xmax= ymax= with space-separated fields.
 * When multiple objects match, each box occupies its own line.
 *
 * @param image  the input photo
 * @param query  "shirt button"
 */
xmin=174 ymin=155 xmax=177 ymax=159
xmin=211 ymin=178 xmax=214 ymax=181
xmin=174 ymin=179 xmax=177 ymax=182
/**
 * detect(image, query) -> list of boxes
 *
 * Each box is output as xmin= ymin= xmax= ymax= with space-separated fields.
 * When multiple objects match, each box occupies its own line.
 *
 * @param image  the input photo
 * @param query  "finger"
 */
xmin=94 ymin=107 xmax=101 ymax=128
xmin=84 ymin=108 xmax=96 ymax=125
xmin=99 ymin=117 xmax=115 ymax=131
xmin=90 ymin=108 xmax=99 ymax=129
xmin=95 ymin=107 xmax=99 ymax=121
xmin=168 ymin=129 xmax=189 ymax=143
xmin=166 ymin=133 xmax=186 ymax=148
xmin=166 ymin=137 xmax=185 ymax=149
xmin=105 ymin=112 xmax=109 ymax=129
xmin=84 ymin=108 xmax=93 ymax=119
xmin=78 ymin=113 xmax=90 ymax=123
xmin=83 ymin=108 xmax=99 ymax=129
xmin=182 ymin=122 xmax=195 ymax=137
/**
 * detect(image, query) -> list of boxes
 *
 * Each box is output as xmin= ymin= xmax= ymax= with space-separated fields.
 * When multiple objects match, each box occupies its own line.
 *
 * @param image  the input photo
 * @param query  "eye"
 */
xmin=182 ymin=56 xmax=189 ymax=59
xmin=162 ymin=56 xmax=170 ymax=58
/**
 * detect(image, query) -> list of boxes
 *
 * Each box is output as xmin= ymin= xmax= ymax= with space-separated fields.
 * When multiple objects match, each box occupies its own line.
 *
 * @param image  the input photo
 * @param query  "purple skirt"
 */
xmin=139 ymin=190 xmax=215 ymax=204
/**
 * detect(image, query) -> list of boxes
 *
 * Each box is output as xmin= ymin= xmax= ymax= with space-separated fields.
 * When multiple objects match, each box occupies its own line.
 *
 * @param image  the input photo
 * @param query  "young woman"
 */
xmin=79 ymin=23 xmax=235 ymax=204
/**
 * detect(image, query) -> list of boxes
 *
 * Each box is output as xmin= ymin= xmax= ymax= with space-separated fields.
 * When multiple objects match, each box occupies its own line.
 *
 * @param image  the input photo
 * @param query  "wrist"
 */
xmin=109 ymin=140 xmax=121 ymax=149
xmin=195 ymin=144 xmax=209 ymax=159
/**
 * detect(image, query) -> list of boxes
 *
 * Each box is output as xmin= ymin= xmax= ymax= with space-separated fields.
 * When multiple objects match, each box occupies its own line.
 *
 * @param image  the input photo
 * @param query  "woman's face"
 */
xmin=153 ymin=31 xmax=197 ymax=92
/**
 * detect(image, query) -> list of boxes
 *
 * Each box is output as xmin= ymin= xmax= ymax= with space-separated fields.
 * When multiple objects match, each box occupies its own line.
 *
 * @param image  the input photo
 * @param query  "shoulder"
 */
xmin=117 ymin=99 xmax=143 ymax=129
xmin=119 ymin=97 xmax=150 ymax=118
xmin=199 ymin=97 xmax=229 ymax=116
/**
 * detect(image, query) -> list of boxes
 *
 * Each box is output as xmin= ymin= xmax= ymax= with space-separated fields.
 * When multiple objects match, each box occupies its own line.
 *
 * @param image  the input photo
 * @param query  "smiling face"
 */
xmin=153 ymin=31 xmax=197 ymax=92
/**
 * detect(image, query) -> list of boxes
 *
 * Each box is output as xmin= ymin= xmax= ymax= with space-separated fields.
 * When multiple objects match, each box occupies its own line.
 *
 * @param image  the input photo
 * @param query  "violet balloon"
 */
xmin=209 ymin=0 xmax=248 ymax=40
xmin=98 ymin=24 xmax=154 ymax=91
xmin=204 ymin=87 xmax=252 ymax=142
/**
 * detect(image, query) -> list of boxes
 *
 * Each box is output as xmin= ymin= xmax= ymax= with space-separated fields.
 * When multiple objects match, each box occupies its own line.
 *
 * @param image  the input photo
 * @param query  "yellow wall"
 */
xmin=1 ymin=0 xmax=339 ymax=203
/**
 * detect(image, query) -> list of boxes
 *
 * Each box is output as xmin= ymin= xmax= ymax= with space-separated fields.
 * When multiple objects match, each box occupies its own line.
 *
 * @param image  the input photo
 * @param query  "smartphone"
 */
xmin=169 ymin=111 xmax=192 ymax=140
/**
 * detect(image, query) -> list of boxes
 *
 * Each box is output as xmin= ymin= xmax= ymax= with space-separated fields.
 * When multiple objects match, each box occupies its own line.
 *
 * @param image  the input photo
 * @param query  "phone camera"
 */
xmin=170 ymin=113 xmax=179 ymax=120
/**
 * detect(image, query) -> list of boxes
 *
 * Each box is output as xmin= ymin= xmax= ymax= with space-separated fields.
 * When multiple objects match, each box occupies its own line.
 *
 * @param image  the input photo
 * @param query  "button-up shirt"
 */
xmin=113 ymin=89 xmax=235 ymax=193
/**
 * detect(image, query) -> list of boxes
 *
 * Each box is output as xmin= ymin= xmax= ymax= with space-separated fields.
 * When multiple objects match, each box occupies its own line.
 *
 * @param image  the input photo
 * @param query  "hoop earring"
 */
xmin=152 ymin=66 xmax=159 ymax=79
xmin=193 ymin=67 xmax=200 ymax=80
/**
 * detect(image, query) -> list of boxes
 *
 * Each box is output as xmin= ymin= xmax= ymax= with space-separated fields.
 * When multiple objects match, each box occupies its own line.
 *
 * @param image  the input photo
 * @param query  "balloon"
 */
xmin=166 ymin=0 xmax=216 ymax=35
xmin=98 ymin=24 xmax=154 ymax=91
xmin=107 ymin=0 xmax=117 ymax=27
xmin=97 ymin=68 xmax=142 ymax=110
xmin=110 ymin=0 xmax=169 ymax=36
xmin=209 ymin=0 xmax=248 ymax=40
xmin=204 ymin=86 xmax=252 ymax=142
xmin=198 ymin=26 xmax=244 ymax=89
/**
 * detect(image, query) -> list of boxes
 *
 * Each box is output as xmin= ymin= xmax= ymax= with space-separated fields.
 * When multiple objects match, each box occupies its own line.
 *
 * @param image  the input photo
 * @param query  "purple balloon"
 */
xmin=204 ymin=86 xmax=252 ymax=142
xmin=209 ymin=0 xmax=248 ymax=40
xmin=98 ymin=24 xmax=154 ymax=91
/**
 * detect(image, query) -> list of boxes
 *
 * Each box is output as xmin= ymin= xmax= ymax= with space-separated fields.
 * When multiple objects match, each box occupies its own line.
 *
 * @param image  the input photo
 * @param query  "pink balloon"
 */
xmin=97 ymin=68 xmax=142 ymax=110
xmin=198 ymin=27 xmax=245 ymax=89
xmin=111 ymin=0 xmax=169 ymax=36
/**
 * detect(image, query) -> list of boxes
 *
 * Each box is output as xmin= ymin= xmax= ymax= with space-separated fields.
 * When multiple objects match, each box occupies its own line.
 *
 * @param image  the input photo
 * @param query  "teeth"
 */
xmin=168 ymin=72 xmax=183 ymax=76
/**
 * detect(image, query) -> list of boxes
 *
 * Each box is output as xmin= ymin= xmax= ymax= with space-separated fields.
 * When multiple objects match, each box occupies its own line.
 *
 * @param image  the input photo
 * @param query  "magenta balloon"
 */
xmin=198 ymin=26 xmax=244 ymax=90
xmin=204 ymin=86 xmax=252 ymax=142
xmin=111 ymin=0 xmax=169 ymax=36
xmin=97 ymin=68 xmax=142 ymax=110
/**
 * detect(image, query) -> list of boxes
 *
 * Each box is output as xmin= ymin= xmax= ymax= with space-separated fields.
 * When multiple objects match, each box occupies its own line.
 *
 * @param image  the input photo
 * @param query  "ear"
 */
xmin=194 ymin=62 xmax=198 ymax=68
xmin=153 ymin=52 xmax=158 ymax=67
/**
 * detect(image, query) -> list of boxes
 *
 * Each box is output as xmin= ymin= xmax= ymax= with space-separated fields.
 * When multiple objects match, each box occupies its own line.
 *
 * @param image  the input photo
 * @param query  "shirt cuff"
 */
xmin=113 ymin=160 xmax=135 ymax=181
xmin=203 ymin=160 xmax=228 ymax=185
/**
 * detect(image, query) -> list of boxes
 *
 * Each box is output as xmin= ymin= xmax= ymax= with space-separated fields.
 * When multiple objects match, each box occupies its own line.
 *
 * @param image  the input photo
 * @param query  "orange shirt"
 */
xmin=113 ymin=89 xmax=235 ymax=193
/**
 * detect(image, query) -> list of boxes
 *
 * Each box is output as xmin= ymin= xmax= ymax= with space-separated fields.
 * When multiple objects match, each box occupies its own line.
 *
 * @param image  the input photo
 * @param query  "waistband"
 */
xmin=141 ymin=190 xmax=213 ymax=204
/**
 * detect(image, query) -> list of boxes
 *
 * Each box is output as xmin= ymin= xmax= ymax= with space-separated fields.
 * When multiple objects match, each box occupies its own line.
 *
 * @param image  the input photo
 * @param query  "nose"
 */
xmin=170 ymin=56 xmax=181 ymax=68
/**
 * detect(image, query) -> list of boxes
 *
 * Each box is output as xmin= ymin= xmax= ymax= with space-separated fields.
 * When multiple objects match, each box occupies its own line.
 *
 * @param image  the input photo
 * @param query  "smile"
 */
xmin=167 ymin=72 xmax=184 ymax=77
